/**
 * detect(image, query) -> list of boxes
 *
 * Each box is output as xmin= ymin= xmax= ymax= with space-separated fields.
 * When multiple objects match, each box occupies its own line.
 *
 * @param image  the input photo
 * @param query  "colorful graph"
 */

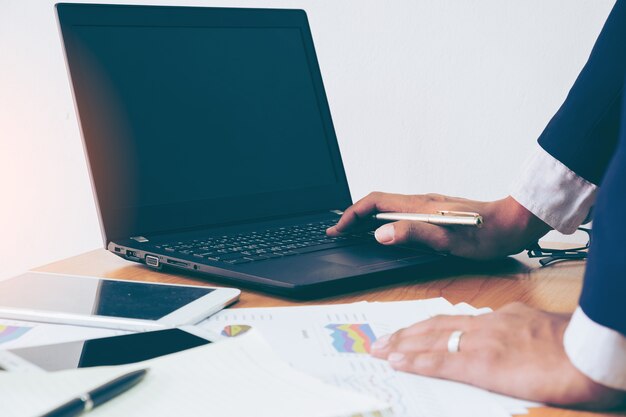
xmin=221 ymin=324 xmax=252 ymax=337
xmin=0 ymin=325 xmax=32 ymax=344
xmin=325 ymin=323 xmax=377 ymax=354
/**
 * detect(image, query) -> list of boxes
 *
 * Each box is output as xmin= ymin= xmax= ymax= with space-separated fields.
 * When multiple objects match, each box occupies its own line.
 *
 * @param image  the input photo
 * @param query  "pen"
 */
xmin=372 ymin=210 xmax=483 ymax=227
xmin=41 ymin=368 xmax=148 ymax=417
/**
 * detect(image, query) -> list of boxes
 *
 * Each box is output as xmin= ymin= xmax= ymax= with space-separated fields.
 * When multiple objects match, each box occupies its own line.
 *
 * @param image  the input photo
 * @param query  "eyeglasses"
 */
xmin=526 ymin=227 xmax=591 ymax=267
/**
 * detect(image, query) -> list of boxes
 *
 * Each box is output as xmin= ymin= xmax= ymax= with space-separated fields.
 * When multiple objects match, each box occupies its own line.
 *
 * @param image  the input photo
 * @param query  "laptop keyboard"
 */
xmin=154 ymin=220 xmax=370 ymax=265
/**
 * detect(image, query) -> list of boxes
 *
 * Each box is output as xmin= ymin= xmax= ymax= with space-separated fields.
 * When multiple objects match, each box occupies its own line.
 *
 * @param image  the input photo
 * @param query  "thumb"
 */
xmin=374 ymin=220 xmax=450 ymax=252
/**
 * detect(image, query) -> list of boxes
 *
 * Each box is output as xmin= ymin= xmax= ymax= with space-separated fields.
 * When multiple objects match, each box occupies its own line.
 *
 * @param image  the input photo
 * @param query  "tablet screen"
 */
xmin=0 ymin=273 xmax=214 ymax=320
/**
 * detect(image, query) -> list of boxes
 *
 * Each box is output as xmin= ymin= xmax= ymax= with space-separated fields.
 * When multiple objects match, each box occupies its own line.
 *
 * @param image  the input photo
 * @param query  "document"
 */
xmin=199 ymin=298 xmax=538 ymax=417
xmin=1 ymin=330 xmax=390 ymax=417
xmin=1 ymin=298 xmax=539 ymax=417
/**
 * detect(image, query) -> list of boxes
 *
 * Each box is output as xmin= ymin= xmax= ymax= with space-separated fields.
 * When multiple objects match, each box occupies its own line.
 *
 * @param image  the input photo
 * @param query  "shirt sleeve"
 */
xmin=564 ymin=307 xmax=626 ymax=391
xmin=510 ymin=144 xmax=596 ymax=234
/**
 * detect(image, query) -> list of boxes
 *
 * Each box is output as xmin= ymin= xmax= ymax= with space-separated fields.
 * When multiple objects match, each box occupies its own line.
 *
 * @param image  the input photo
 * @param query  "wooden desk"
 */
xmin=37 ymin=249 xmax=623 ymax=417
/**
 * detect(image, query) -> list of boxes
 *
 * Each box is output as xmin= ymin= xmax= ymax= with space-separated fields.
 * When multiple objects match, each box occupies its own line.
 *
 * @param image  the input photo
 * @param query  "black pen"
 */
xmin=41 ymin=368 xmax=148 ymax=417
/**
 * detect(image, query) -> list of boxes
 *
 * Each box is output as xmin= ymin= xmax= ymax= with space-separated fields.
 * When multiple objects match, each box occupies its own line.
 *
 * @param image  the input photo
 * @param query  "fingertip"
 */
xmin=386 ymin=352 xmax=411 ymax=371
xmin=374 ymin=223 xmax=395 ymax=244
xmin=387 ymin=352 xmax=406 ymax=364
xmin=326 ymin=226 xmax=338 ymax=236
xmin=371 ymin=334 xmax=391 ymax=352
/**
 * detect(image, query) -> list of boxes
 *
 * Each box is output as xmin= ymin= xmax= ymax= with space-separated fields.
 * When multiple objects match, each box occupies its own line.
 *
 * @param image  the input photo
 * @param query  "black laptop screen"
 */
xmin=58 ymin=5 xmax=351 ymax=239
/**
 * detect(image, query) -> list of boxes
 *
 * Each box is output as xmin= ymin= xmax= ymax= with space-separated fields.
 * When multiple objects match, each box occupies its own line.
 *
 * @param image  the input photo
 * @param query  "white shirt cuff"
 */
xmin=564 ymin=307 xmax=626 ymax=391
xmin=510 ymin=145 xmax=597 ymax=234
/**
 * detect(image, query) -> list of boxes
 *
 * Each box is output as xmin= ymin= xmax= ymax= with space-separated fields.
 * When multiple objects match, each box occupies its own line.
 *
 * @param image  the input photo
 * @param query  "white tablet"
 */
xmin=0 ymin=327 xmax=220 ymax=372
xmin=0 ymin=272 xmax=240 ymax=331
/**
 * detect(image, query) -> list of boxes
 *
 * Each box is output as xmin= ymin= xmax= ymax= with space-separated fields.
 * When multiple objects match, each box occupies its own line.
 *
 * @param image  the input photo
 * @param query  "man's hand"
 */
xmin=327 ymin=192 xmax=550 ymax=259
xmin=370 ymin=303 xmax=626 ymax=409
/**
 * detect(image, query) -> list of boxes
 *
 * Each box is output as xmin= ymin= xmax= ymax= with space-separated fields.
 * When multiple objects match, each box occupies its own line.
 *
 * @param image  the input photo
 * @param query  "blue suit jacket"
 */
xmin=538 ymin=1 xmax=626 ymax=335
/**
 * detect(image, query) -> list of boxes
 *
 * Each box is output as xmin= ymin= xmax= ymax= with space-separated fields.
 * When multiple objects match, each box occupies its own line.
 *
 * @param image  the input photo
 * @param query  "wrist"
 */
xmin=485 ymin=196 xmax=551 ymax=254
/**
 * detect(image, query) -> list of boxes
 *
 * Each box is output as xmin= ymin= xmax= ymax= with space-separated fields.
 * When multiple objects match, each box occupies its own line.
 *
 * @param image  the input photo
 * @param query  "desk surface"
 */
xmin=37 ymin=248 xmax=623 ymax=417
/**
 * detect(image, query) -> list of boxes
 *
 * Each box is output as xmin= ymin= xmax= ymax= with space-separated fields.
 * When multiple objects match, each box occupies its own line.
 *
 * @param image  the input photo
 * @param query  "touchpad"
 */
xmin=320 ymin=245 xmax=418 ymax=268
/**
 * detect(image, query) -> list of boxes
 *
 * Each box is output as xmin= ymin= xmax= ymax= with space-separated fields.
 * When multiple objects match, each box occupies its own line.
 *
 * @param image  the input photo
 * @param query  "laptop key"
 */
xmin=213 ymin=253 xmax=245 ymax=261
xmin=290 ymin=241 xmax=360 ymax=255
xmin=246 ymin=254 xmax=270 ymax=261
xmin=224 ymin=257 xmax=253 ymax=265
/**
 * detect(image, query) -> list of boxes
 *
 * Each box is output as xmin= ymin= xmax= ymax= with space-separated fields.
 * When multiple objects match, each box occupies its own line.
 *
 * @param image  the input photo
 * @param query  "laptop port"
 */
xmin=145 ymin=255 xmax=160 ymax=268
xmin=126 ymin=250 xmax=138 ymax=258
xmin=166 ymin=259 xmax=188 ymax=268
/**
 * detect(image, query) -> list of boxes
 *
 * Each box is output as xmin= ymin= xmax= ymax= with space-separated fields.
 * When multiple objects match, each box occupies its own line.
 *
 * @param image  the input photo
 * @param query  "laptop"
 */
xmin=56 ymin=3 xmax=444 ymax=296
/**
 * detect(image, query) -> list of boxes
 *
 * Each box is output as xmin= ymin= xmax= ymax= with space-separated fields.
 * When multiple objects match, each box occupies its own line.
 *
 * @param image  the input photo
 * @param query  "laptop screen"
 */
xmin=57 ymin=5 xmax=351 ymax=240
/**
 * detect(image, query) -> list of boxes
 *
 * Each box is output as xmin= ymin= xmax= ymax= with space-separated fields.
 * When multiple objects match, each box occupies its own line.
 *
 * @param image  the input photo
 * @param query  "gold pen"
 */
xmin=372 ymin=211 xmax=483 ymax=227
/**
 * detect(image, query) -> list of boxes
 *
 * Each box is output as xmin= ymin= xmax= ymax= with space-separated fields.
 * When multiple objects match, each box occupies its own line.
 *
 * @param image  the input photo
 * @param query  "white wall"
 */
xmin=0 ymin=0 xmax=614 ymax=279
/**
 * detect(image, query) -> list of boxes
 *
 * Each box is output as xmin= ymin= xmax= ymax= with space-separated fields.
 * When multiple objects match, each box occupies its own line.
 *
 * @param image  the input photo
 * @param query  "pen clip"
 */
xmin=437 ymin=211 xmax=481 ymax=218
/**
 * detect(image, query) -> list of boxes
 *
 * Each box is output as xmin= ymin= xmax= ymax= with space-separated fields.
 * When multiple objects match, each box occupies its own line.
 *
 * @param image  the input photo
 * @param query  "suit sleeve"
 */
xmin=512 ymin=1 xmax=626 ymax=234
xmin=563 ymin=106 xmax=626 ymax=390
xmin=579 ymin=107 xmax=626 ymax=336
xmin=538 ymin=0 xmax=626 ymax=186
xmin=535 ymin=0 xmax=626 ymax=337
xmin=510 ymin=1 xmax=626 ymax=390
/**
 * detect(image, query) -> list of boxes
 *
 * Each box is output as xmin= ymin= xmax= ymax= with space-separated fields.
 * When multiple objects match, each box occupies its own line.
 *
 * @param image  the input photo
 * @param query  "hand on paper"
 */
xmin=326 ymin=193 xmax=550 ymax=260
xmin=370 ymin=302 xmax=626 ymax=409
